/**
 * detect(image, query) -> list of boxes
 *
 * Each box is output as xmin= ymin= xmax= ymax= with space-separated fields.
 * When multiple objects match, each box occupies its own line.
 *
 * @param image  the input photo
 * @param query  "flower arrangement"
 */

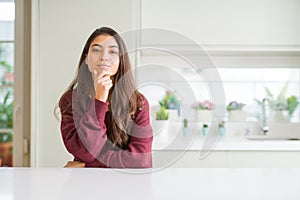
xmin=226 ymin=101 xmax=246 ymax=111
xmin=191 ymin=100 xmax=214 ymax=110
xmin=159 ymin=91 xmax=180 ymax=110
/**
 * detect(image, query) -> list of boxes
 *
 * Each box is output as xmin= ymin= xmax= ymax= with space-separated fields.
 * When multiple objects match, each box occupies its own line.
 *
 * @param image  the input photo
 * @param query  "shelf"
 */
xmin=140 ymin=45 xmax=300 ymax=68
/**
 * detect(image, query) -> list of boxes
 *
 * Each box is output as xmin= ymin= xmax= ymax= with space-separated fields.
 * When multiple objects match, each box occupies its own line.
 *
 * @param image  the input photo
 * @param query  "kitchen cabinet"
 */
xmin=141 ymin=0 xmax=300 ymax=46
xmin=140 ymin=0 xmax=300 ymax=68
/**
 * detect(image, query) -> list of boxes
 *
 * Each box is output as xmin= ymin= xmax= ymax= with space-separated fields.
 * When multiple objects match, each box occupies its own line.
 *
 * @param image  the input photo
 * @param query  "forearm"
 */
xmin=97 ymin=137 xmax=153 ymax=168
xmin=61 ymin=99 xmax=109 ymax=163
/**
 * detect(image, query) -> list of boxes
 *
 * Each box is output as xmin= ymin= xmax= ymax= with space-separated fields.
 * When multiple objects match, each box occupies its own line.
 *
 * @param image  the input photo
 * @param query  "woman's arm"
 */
xmin=60 ymin=93 xmax=109 ymax=163
xmin=96 ymin=98 xmax=153 ymax=168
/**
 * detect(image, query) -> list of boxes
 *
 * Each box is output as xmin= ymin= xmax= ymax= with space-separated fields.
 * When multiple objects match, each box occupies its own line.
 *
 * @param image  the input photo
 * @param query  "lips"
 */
xmin=97 ymin=64 xmax=110 ymax=69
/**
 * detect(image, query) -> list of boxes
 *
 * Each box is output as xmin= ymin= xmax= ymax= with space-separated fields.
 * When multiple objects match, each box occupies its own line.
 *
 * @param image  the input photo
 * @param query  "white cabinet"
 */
xmin=142 ymin=0 xmax=300 ymax=46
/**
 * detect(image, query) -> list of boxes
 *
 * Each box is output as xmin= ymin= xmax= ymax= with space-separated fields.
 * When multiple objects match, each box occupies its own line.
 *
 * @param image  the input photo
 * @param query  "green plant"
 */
xmin=257 ymin=82 xmax=299 ymax=117
xmin=0 ymin=91 xmax=13 ymax=129
xmin=203 ymin=124 xmax=208 ymax=128
xmin=183 ymin=118 xmax=188 ymax=128
xmin=0 ymin=132 xmax=13 ymax=143
xmin=0 ymin=44 xmax=14 ymax=85
xmin=156 ymin=107 xmax=169 ymax=120
xmin=226 ymin=101 xmax=245 ymax=111
xmin=218 ymin=121 xmax=225 ymax=128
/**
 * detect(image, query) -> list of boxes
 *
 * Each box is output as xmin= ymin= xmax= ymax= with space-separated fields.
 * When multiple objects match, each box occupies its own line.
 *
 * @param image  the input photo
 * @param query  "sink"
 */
xmin=246 ymin=123 xmax=300 ymax=140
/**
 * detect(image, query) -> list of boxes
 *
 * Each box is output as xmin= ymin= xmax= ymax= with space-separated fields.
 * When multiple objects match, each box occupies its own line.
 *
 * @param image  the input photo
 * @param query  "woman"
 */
xmin=59 ymin=27 xmax=153 ymax=168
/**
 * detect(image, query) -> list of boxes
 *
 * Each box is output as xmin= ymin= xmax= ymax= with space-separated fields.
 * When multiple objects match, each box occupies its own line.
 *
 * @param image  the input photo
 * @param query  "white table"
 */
xmin=0 ymin=168 xmax=300 ymax=200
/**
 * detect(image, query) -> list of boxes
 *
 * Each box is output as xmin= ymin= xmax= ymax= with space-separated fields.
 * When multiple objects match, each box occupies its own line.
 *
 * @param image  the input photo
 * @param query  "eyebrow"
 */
xmin=91 ymin=44 xmax=119 ymax=49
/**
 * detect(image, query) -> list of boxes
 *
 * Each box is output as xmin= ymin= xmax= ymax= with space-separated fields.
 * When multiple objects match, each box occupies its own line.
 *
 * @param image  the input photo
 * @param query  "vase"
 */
xmin=166 ymin=109 xmax=179 ymax=121
xmin=228 ymin=110 xmax=247 ymax=122
xmin=151 ymin=120 xmax=169 ymax=143
xmin=269 ymin=110 xmax=289 ymax=123
xmin=194 ymin=110 xmax=213 ymax=122
xmin=0 ymin=141 xmax=13 ymax=166
xmin=219 ymin=127 xmax=226 ymax=136
xmin=202 ymin=127 xmax=209 ymax=136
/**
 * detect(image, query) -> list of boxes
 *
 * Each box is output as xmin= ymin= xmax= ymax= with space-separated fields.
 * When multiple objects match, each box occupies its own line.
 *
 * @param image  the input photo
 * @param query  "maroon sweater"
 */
xmin=59 ymin=91 xmax=153 ymax=168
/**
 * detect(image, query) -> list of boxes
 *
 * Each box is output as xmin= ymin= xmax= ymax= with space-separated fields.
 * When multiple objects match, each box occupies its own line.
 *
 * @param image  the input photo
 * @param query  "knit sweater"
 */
xmin=59 ymin=91 xmax=153 ymax=168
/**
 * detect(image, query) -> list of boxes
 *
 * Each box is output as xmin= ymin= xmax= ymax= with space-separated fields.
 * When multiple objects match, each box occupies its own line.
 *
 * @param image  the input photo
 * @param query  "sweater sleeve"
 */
xmin=60 ymin=93 xmax=109 ymax=163
xmin=96 ymin=97 xmax=153 ymax=168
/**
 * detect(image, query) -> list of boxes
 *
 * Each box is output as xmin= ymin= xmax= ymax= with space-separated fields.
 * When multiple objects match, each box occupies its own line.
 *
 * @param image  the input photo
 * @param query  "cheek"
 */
xmin=85 ymin=55 xmax=94 ymax=72
xmin=113 ymin=60 xmax=120 ymax=72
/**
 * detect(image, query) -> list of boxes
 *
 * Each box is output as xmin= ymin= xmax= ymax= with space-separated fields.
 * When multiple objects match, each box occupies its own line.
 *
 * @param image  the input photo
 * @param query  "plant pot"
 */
xmin=269 ymin=110 xmax=289 ymax=123
xmin=228 ymin=110 xmax=247 ymax=122
xmin=219 ymin=127 xmax=226 ymax=136
xmin=202 ymin=127 xmax=209 ymax=136
xmin=0 ymin=141 xmax=13 ymax=167
xmin=151 ymin=120 xmax=169 ymax=143
xmin=166 ymin=109 xmax=179 ymax=121
xmin=194 ymin=110 xmax=213 ymax=122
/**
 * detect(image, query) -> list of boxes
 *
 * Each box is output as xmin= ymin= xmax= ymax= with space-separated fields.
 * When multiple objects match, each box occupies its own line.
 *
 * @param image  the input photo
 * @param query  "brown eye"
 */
xmin=92 ymin=48 xmax=100 ymax=53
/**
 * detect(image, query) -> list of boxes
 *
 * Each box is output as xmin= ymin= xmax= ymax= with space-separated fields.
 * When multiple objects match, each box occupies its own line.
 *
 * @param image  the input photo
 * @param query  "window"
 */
xmin=0 ymin=0 xmax=15 ymax=167
xmin=139 ymin=52 xmax=300 ymax=123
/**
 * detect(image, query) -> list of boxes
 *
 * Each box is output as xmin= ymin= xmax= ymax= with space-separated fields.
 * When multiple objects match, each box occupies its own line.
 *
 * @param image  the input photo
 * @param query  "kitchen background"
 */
xmin=0 ymin=0 xmax=300 ymax=167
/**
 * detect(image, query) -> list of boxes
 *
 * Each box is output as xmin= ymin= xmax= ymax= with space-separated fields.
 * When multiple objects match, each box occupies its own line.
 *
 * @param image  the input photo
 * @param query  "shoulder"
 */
xmin=131 ymin=92 xmax=150 ymax=122
xmin=59 ymin=90 xmax=73 ymax=109
xmin=136 ymin=92 xmax=149 ymax=112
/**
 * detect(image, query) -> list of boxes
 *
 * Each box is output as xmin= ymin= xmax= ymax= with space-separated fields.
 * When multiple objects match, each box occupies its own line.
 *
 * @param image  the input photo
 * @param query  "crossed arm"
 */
xmin=60 ymin=93 xmax=153 ymax=168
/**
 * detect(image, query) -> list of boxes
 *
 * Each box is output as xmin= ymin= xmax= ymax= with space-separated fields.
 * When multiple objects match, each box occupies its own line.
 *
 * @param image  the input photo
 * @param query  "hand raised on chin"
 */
xmin=93 ymin=70 xmax=113 ymax=102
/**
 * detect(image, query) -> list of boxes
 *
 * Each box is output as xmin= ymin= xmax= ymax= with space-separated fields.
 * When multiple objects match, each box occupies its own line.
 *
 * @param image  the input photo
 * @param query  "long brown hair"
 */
xmin=59 ymin=27 xmax=142 ymax=149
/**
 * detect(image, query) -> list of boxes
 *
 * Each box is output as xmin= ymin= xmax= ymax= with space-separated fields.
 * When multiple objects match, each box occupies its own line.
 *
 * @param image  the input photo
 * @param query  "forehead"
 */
xmin=90 ymin=34 xmax=118 ymax=47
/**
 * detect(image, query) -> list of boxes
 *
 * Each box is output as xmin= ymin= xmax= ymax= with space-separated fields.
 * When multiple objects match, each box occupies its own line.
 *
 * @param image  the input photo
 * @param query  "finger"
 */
xmin=96 ymin=79 xmax=112 ymax=86
xmin=94 ymin=75 xmax=112 ymax=83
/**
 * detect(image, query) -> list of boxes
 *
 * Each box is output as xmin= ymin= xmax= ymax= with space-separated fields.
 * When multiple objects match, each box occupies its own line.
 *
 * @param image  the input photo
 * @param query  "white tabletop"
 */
xmin=0 ymin=168 xmax=300 ymax=200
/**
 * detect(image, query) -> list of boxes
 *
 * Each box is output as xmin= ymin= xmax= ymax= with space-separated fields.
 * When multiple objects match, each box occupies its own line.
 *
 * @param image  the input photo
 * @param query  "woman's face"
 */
xmin=85 ymin=34 xmax=120 ymax=77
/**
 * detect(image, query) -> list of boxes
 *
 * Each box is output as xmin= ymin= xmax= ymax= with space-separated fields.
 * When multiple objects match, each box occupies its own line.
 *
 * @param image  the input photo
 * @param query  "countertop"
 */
xmin=0 ymin=168 xmax=299 ymax=200
xmin=152 ymin=122 xmax=300 ymax=151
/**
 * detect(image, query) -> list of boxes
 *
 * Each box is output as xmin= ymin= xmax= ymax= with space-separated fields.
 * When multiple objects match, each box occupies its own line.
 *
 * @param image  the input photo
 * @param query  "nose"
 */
xmin=100 ymin=50 xmax=109 ymax=61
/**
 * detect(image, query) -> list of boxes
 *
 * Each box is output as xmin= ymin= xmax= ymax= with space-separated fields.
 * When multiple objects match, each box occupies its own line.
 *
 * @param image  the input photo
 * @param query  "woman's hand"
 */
xmin=93 ymin=70 xmax=113 ymax=102
xmin=64 ymin=161 xmax=86 ymax=168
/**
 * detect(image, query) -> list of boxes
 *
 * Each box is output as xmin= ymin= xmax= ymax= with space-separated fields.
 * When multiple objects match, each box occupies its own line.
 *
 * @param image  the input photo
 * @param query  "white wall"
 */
xmin=31 ymin=0 xmax=300 ymax=167
xmin=31 ymin=0 xmax=137 ymax=167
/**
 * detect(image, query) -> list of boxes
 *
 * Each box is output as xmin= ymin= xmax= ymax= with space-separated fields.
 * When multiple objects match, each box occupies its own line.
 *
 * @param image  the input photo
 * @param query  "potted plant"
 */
xmin=258 ymin=82 xmax=299 ymax=122
xmin=202 ymin=123 xmax=209 ymax=136
xmin=227 ymin=101 xmax=247 ymax=122
xmin=192 ymin=100 xmax=214 ymax=122
xmin=0 ymin=90 xmax=13 ymax=167
xmin=183 ymin=118 xmax=189 ymax=136
xmin=218 ymin=120 xmax=226 ymax=136
xmin=159 ymin=91 xmax=180 ymax=121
